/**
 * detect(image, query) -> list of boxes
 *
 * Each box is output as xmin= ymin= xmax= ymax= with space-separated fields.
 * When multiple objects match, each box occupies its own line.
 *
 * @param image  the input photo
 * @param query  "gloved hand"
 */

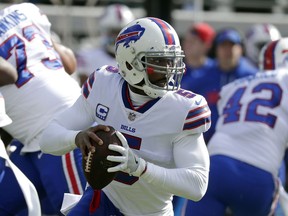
xmin=107 ymin=131 xmax=147 ymax=177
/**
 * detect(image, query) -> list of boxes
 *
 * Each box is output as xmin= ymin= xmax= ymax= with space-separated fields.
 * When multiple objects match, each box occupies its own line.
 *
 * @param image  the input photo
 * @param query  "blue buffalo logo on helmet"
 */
xmin=115 ymin=24 xmax=145 ymax=51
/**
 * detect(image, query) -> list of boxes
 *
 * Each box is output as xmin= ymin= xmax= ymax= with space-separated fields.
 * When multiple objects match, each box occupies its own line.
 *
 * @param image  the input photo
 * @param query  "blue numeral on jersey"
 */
xmin=223 ymin=87 xmax=246 ymax=123
xmin=0 ymin=35 xmax=33 ymax=87
xmin=23 ymin=25 xmax=62 ymax=70
xmin=245 ymin=83 xmax=282 ymax=128
xmin=223 ymin=82 xmax=282 ymax=128
xmin=0 ymin=24 xmax=63 ymax=88
xmin=114 ymin=133 xmax=141 ymax=185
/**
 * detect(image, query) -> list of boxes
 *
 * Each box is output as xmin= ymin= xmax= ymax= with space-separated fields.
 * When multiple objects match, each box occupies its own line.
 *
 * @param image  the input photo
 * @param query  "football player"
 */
xmin=0 ymin=93 xmax=41 ymax=216
xmin=244 ymin=23 xmax=281 ymax=67
xmin=76 ymin=4 xmax=135 ymax=85
xmin=40 ymin=17 xmax=211 ymax=215
xmin=258 ymin=37 xmax=288 ymax=71
xmin=0 ymin=3 xmax=86 ymax=215
xmin=258 ymin=37 xmax=288 ymax=216
xmin=185 ymin=38 xmax=288 ymax=216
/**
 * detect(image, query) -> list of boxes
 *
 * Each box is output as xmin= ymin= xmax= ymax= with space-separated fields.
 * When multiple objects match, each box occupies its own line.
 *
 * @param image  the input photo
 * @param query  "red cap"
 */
xmin=190 ymin=22 xmax=215 ymax=45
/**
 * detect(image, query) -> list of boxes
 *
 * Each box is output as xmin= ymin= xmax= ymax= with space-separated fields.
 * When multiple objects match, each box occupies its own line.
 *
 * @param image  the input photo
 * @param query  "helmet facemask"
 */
xmin=130 ymin=48 xmax=185 ymax=98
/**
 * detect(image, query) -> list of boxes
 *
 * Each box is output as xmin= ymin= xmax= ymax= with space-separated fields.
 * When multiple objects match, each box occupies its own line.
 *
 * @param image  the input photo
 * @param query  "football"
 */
xmin=82 ymin=126 xmax=122 ymax=190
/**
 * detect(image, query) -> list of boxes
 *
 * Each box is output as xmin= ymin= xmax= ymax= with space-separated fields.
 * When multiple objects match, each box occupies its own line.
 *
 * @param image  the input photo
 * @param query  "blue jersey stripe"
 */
xmin=82 ymin=81 xmax=89 ymax=98
xmin=183 ymin=116 xmax=211 ymax=130
xmin=186 ymin=105 xmax=209 ymax=120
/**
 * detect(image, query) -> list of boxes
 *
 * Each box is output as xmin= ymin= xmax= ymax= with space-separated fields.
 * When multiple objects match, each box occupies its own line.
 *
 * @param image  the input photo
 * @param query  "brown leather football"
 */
xmin=82 ymin=126 xmax=122 ymax=190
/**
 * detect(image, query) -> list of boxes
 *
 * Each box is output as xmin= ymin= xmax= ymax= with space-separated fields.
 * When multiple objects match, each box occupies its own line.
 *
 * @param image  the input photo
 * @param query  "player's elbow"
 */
xmin=189 ymin=185 xmax=207 ymax=202
xmin=186 ymin=168 xmax=209 ymax=201
xmin=39 ymin=126 xmax=63 ymax=156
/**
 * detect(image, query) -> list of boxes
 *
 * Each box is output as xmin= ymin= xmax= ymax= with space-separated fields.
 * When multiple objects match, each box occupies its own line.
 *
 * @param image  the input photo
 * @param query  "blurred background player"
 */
xmin=0 ymin=57 xmax=41 ymax=215
xmin=244 ymin=23 xmax=282 ymax=67
xmin=0 ymin=3 xmax=86 ymax=215
xmin=258 ymin=37 xmax=288 ymax=216
xmin=0 ymin=93 xmax=41 ymax=216
xmin=185 ymin=37 xmax=288 ymax=216
xmin=40 ymin=17 xmax=211 ymax=216
xmin=76 ymin=3 xmax=135 ymax=86
xmin=0 ymin=57 xmax=17 ymax=182
xmin=258 ymin=38 xmax=288 ymax=71
xmin=181 ymin=22 xmax=215 ymax=91
xmin=185 ymin=27 xmax=257 ymax=143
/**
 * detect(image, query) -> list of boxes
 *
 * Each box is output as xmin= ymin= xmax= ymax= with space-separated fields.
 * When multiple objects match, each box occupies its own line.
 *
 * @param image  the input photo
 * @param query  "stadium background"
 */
xmin=0 ymin=0 xmax=287 ymax=51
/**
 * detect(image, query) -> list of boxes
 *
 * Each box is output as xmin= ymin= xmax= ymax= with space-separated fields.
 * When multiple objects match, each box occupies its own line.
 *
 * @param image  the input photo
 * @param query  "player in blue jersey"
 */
xmin=40 ymin=17 xmax=211 ymax=216
xmin=185 ymin=37 xmax=288 ymax=216
xmin=0 ymin=3 xmax=86 ymax=215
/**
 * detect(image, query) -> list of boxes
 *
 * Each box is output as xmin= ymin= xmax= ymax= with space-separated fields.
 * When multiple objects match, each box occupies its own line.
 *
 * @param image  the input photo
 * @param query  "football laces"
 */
xmin=85 ymin=151 xmax=93 ymax=172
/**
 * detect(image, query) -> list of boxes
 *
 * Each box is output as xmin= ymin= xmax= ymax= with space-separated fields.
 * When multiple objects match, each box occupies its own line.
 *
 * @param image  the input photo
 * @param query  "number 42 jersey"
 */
xmin=208 ymin=69 xmax=288 ymax=177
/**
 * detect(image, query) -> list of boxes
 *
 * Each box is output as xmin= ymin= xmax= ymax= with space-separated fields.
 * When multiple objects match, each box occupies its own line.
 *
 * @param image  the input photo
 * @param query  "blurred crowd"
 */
xmin=1 ymin=1 xmax=288 ymax=216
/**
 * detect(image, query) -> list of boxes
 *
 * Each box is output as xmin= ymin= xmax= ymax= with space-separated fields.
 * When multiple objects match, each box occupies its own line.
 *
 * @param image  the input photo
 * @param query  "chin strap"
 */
xmin=142 ymin=85 xmax=166 ymax=98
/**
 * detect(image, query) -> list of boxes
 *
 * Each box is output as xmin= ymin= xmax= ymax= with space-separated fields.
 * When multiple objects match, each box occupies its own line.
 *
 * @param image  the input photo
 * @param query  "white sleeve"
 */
xmin=40 ymin=95 xmax=95 ymax=156
xmin=141 ymin=132 xmax=210 ymax=201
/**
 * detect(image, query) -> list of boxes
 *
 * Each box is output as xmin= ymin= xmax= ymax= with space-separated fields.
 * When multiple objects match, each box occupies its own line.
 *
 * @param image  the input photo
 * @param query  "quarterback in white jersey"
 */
xmin=0 ymin=3 xmax=86 ymax=215
xmin=40 ymin=17 xmax=211 ymax=215
xmin=186 ymin=68 xmax=288 ymax=215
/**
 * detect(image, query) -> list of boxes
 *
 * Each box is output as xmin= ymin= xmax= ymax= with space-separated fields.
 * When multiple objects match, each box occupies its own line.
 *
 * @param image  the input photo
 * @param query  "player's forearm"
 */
xmin=40 ymin=120 xmax=79 ymax=156
xmin=0 ymin=57 xmax=18 ymax=86
xmin=53 ymin=42 xmax=77 ymax=75
xmin=142 ymin=163 xmax=209 ymax=201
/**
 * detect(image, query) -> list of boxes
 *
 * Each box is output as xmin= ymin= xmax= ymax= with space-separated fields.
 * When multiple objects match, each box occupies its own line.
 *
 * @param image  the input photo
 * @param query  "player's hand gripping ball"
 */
xmin=83 ymin=126 xmax=122 ymax=189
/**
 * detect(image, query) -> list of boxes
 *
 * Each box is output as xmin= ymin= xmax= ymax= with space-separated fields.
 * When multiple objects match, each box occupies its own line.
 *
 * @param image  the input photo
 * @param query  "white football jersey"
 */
xmin=0 ymin=3 xmax=81 ymax=152
xmin=208 ymin=69 xmax=288 ymax=176
xmin=80 ymin=65 xmax=211 ymax=215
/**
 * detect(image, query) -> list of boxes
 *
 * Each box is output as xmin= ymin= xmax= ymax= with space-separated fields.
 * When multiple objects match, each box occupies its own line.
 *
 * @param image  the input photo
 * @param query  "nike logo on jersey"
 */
xmin=195 ymin=98 xmax=203 ymax=105
xmin=38 ymin=152 xmax=43 ymax=159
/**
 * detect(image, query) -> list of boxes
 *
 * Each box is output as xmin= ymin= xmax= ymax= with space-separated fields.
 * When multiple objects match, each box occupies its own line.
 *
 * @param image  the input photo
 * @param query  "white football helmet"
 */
xmin=100 ymin=4 xmax=135 ymax=54
xmin=245 ymin=24 xmax=281 ymax=65
xmin=258 ymin=38 xmax=288 ymax=71
xmin=115 ymin=17 xmax=185 ymax=98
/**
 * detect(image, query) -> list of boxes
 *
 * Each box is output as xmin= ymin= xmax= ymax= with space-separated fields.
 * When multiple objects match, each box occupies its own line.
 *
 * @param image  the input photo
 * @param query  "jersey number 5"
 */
xmin=114 ymin=133 xmax=142 ymax=185
xmin=222 ymin=82 xmax=282 ymax=128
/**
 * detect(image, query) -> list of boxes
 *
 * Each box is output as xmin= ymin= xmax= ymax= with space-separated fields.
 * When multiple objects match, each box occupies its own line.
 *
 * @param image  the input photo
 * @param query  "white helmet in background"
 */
xmin=100 ymin=4 xmax=135 ymax=54
xmin=115 ymin=17 xmax=185 ymax=98
xmin=258 ymin=38 xmax=288 ymax=71
xmin=245 ymin=23 xmax=281 ymax=65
